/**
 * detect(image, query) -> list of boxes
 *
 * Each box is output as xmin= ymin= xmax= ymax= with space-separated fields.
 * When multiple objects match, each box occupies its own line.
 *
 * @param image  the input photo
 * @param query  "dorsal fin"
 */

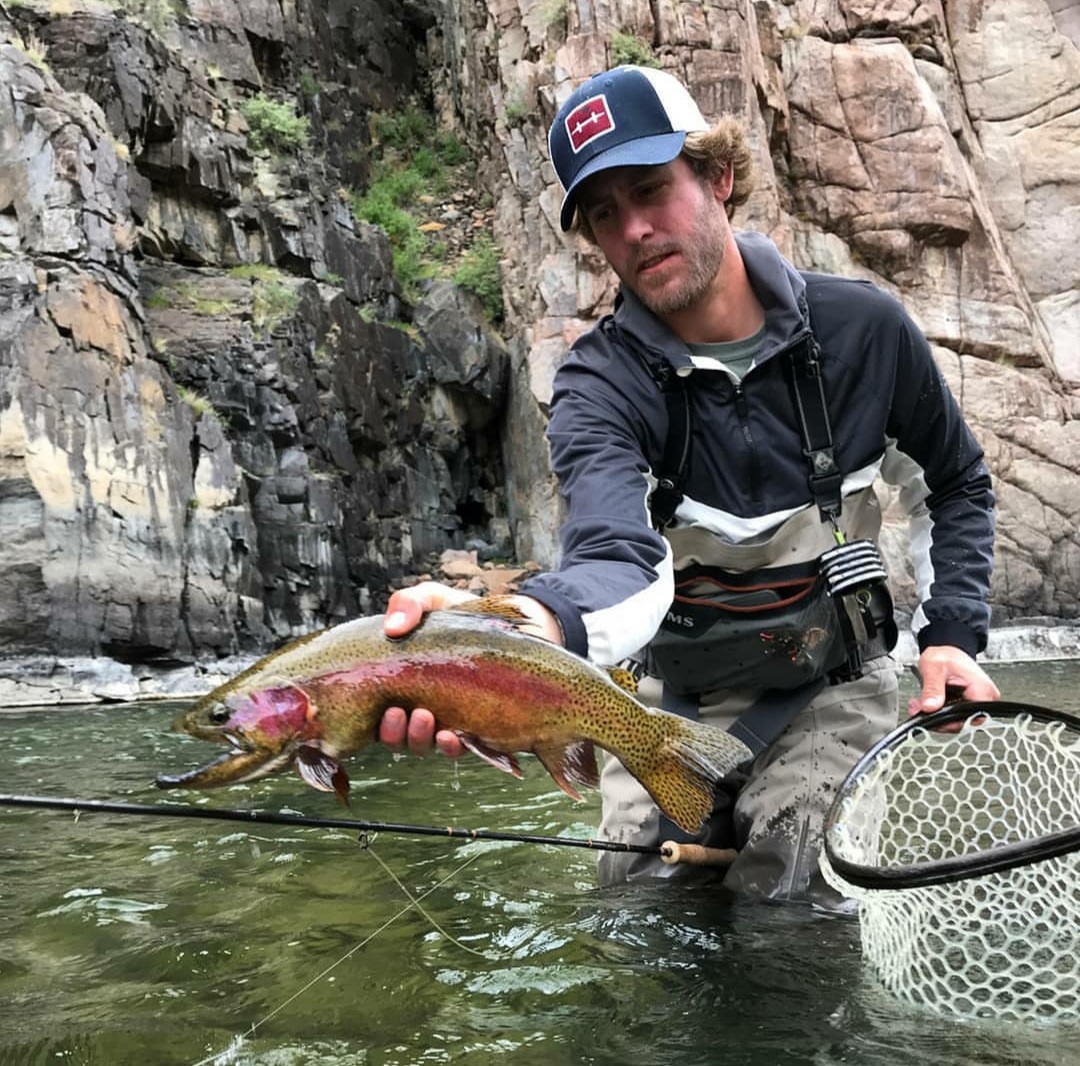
xmin=604 ymin=666 xmax=639 ymax=695
xmin=443 ymin=596 xmax=532 ymax=626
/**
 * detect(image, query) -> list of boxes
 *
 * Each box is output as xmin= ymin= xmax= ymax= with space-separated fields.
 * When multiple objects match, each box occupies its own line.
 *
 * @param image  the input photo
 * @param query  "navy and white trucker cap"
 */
xmin=549 ymin=65 xmax=710 ymax=231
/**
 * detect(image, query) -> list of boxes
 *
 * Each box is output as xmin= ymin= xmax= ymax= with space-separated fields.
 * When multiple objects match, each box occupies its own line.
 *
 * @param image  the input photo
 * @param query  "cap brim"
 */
xmin=559 ymin=130 xmax=688 ymax=231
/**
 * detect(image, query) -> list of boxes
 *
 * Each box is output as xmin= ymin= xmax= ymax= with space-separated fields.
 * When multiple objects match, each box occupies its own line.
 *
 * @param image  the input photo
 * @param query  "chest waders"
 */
xmin=626 ymin=327 xmax=898 ymax=846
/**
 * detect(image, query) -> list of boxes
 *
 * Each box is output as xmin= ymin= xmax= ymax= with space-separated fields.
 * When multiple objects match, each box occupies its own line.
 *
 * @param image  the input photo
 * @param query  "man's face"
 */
xmin=575 ymin=157 xmax=729 ymax=318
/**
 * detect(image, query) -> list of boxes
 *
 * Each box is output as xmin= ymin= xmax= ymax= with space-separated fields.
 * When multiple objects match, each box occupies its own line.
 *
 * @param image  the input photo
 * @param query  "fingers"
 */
xmin=378 ymin=705 xmax=409 ymax=748
xmin=378 ymin=706 xmax=465 ymax=758
xmin=911 ymin=646 xmax=1000 ymax=716
xmin=384 ymin=581 xmax=477 ymax=638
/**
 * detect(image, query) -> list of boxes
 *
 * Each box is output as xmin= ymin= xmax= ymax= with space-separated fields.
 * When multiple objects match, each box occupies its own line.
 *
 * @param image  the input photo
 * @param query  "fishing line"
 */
xmin=362 ymin=842 xmax=489 ymax=957
xmin=189 ymin=847 xmax=484 ymax=1066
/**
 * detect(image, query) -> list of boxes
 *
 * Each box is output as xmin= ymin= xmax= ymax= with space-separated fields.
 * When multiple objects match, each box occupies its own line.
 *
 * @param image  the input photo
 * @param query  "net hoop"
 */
xmin=823 ymin=701 xmax=1080 ymax=890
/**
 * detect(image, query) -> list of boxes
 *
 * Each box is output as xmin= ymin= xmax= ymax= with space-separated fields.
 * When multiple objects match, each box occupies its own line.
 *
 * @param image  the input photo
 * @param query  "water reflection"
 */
xmin=0 ymin=661 xmax=1078 ymax=1066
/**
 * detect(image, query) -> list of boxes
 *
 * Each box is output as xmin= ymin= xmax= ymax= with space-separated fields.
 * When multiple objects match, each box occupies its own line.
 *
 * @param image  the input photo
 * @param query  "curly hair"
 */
xmin=681 ymin=117 xmax=755 ymax=218
xmin=570 ymin=116 xmax=756 ymax=242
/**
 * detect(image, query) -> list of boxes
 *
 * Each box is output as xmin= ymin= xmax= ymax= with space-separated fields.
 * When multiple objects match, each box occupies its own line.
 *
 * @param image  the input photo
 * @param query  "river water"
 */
xmin=1 ymin=661 xmax=1078 ymax=1066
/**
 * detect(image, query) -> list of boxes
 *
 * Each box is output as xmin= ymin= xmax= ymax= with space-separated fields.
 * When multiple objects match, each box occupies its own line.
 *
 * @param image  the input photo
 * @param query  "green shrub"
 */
xmin=242 ymin=94 xmax=310 ymax=153
xmin=372 ymin=108 xmax=433 ymax=150
xmin=228 ymin=264 xmax=279 ymax=281
xmin=11 ymin=31 xmax=49 ymax=72
xmin=454 ymin=236 xmax=503 ymax=322
xmin=227 ymin=265 xmax=300 ymax=331
xmin=352 ymin=186 xmax=431 ymax=301
xmin=177 ymin=384 xmax=220 ymax=421
xmin=540 ymin=0 xmax=568 ymax=30
xmin=435 ymin=132 xmax=469 ymax=167
xmin=144 ymin=287 xmax=172 ymax=310
xmin=610 ymin=30 xmax=661 ymax=68
xmin=253 ymin=282 xmax=300 ymax=332
xmin=351 ymin=106 xmax=479 ymax=304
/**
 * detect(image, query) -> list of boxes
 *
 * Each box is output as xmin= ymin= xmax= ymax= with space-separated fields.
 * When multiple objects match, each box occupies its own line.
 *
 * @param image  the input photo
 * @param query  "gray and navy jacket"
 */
xmin=517 ymin=231 xmax=995 ymax=668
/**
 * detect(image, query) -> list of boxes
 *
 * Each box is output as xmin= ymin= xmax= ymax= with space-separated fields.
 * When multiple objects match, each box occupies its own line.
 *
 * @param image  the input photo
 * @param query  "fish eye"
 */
xmin=209 ymin=706 xmax=230 ymax=725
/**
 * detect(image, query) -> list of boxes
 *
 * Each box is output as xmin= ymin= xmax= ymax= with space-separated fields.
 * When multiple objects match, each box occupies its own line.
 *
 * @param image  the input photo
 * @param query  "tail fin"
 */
xmin=630 ymin=716 xmax=752 ymax=834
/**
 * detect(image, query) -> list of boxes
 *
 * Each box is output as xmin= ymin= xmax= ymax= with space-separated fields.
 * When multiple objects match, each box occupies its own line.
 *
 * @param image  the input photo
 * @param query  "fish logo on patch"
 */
xmin=565 ymin=94 xmax=615 ymax=153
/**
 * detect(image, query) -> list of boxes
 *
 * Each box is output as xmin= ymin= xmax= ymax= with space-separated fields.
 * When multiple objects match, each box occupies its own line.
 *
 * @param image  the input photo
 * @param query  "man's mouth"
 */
xmin=636 ymin=250 xmax=677 ymax=276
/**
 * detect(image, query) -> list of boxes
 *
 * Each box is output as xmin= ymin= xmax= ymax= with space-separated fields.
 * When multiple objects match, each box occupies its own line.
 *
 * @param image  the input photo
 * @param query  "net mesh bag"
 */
xmin=820 ymin=702 xmax=1080 ymax=1022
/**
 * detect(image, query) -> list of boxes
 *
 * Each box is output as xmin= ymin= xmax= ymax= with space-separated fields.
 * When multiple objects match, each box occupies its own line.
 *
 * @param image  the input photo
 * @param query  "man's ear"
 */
xmin=711 ymin=164 xmax=734 ymax=205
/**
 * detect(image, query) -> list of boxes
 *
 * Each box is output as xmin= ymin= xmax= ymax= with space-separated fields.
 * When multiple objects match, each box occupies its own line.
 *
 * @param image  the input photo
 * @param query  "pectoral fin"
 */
xmin=296 ymin=745 xmax=351 ymax=805
xmin=534 ymin=740 xmax=599 ymax=801
xmin=456 ymin=733 xmax=523 ymax=778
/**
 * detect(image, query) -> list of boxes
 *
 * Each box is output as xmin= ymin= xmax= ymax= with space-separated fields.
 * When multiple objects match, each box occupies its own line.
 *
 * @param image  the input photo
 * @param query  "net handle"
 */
xmin=823 ymin=700 xmax=1080 ymax=890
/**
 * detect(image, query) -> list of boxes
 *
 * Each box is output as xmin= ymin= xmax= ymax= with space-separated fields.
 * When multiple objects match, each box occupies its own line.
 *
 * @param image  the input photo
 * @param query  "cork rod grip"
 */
xmin=659 ymin=841 xmax=738 ymax=867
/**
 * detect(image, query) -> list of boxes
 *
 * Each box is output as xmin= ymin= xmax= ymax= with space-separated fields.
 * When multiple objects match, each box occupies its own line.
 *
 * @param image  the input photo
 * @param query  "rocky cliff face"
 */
xmin=488 ymin=0 xmax=1080 ymax=628
xmin=0 ymin=0 xmax=513 ymax=700
xmin=0 ymin=0 xmax=1077 ymax=700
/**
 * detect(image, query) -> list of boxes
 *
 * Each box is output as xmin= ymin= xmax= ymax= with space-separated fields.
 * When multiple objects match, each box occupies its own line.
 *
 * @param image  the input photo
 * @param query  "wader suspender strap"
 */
xmin=651 ymin=368 xmax=690 ymax=529
xmin=636 ymin=334 xmax=842 ymax=532
xmin=788 ymin=336 xmax=843 ymax=528
xmin=608 ymin=321 xmax=691 ymax=530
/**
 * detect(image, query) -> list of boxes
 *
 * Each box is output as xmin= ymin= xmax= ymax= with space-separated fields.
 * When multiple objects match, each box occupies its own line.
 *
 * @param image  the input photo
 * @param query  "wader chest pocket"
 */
xmin=649 ymin=563 xmax=848 ymax=695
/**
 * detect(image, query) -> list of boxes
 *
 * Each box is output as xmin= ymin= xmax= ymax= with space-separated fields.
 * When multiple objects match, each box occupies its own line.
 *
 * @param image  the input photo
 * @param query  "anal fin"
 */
xmin=534 ymin=740 xmax=598 ymax=801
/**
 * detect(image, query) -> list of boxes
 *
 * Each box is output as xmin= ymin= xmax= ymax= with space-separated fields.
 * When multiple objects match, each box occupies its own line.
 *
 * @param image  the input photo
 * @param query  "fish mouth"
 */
xmin=155 ymin=743 xmax=296 ymax=790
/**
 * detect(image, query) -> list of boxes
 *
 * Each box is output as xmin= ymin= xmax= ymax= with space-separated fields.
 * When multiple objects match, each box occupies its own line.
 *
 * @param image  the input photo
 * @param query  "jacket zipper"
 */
xmin=733 ymin=324 xmax=815 ymax=510
xmin=732 ymin=382 xmax=764 ymax=508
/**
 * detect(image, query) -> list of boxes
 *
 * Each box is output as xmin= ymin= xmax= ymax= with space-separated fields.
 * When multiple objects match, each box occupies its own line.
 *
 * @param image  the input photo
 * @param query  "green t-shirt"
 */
xmin=687 ymin=324 xmax=766 ymax=382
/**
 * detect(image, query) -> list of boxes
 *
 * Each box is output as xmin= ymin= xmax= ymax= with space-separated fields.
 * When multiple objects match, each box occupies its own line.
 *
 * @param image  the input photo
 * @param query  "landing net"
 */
xmin=820 ymin=702 xmax=1080 ymax=1022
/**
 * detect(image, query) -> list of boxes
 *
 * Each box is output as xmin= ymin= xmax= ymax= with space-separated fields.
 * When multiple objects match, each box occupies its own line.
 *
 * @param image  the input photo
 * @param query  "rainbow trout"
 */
xmin=156 ymin=600 xmax=751 ymax=833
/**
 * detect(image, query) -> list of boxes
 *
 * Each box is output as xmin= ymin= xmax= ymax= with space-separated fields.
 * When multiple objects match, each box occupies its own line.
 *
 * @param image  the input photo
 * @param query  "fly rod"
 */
xmin=0 ymin=793 xmax=735 ymax=867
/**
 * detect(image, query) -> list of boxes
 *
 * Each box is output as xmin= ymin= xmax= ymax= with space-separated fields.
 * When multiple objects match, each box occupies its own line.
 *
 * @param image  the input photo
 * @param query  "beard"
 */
xmin=625 ymin=199 xmax=728 ymax=317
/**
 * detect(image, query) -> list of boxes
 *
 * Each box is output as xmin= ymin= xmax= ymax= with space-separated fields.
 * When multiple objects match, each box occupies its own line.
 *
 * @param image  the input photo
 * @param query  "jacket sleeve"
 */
xmin=516 ymin=346 xmax=674 ymax=665
xmin=878 ymin=303 xmax=995 ymax=656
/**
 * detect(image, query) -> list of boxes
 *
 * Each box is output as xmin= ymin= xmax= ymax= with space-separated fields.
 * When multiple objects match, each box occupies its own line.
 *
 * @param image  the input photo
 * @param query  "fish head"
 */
xmin=157 ymin=679 xmax=316 ymax=789
xmin=175 ymin=679 xmax=314 ymax=746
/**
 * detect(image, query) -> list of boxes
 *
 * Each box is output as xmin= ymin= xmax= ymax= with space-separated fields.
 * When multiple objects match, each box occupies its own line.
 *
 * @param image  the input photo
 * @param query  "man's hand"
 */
xmin=378 ymin=581 xmax=563 ymax=756
xmin=909 ymin=645 xmax=1000 ymax=716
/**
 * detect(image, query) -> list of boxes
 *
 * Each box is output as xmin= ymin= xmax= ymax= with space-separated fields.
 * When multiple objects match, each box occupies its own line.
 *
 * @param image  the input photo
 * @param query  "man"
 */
xmin=378 ymin=65 xmax=999 ymax=904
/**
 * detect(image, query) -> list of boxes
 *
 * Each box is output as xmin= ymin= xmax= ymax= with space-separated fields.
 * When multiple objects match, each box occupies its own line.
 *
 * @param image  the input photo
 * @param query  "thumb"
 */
xmin=384 ymin=593 xmax=424 ymax=637
xmin=916 ymin=663 xmax=948 ymax=713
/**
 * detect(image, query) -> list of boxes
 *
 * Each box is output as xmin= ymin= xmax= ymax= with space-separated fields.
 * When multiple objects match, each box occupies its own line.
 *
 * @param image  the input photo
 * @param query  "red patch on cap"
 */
xmin=565 ymin=94 xmax=615 ymax=153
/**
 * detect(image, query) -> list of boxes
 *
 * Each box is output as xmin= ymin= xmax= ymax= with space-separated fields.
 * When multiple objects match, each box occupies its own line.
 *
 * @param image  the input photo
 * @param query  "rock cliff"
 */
xmin=0 ymin=0 xmax=1077 ymax=701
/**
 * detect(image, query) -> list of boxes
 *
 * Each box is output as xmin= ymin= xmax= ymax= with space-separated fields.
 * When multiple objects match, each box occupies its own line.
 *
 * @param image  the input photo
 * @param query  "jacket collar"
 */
xmin=610 ymin=231 xmax=810 ymax=369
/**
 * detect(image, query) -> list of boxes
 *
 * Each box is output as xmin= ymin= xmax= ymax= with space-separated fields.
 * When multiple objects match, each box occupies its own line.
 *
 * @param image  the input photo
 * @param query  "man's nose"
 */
xmin=618 ymin=205 xmax=654 ymax=243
